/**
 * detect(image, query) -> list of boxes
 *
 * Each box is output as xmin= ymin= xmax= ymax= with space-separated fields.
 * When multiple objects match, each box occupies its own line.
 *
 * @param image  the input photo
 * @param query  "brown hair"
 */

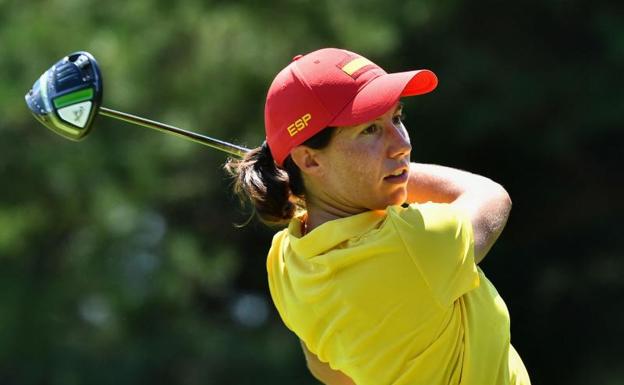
xmin=225 ymin=128 xmax=335 ymax=226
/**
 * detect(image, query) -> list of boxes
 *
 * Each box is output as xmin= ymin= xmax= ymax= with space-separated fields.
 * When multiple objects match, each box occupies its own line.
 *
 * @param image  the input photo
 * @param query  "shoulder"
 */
xmin=270 ymin=226 xmax=290 ymax=245
xmin=387 ymin=203 xmax=475 ymax=265
xmin=389 ymin=203 xmax=479 ymax=306
xmin=267 ymin=227 xmax=290 ymax=266
xmin=388 ymin=202 xmax=471 ymax=232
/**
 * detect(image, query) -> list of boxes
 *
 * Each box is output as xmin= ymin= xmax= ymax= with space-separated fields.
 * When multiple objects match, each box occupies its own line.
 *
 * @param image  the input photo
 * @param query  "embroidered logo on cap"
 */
xmin=287 ymin=113 xmax=312 ymax=137
xmin=341 ymin=57 xmax=375 ymax=76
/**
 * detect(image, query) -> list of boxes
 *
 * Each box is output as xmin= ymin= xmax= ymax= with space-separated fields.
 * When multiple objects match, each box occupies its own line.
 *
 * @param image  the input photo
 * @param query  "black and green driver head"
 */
xmin=25 ymin=51 xmax=103 ymax=141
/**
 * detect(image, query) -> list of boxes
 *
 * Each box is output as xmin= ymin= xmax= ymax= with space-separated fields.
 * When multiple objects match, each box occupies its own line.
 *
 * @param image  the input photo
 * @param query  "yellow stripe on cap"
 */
xmin=341 ymin=57 xmax=375 ymax=75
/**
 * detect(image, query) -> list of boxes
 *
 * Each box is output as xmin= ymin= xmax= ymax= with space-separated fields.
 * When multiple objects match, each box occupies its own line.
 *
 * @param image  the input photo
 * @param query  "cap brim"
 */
xmin=330 ymin=69 xmax=438 ymax=127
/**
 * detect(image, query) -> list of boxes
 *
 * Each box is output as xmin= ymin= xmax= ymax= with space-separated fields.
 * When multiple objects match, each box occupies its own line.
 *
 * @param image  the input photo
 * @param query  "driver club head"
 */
xmin=25 ymin=51 xmax=103 ymax=141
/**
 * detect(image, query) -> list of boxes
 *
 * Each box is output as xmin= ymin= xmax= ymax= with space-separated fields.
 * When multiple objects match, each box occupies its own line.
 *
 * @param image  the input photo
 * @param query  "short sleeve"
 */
xmin=389 ymin=203 xmax=480 ymax=307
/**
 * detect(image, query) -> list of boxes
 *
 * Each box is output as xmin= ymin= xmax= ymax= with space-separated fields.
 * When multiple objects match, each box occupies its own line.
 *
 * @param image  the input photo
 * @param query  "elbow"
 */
xmin=472 ymin=184 xmax=512 ymax=264
xmin=481 ymin=177 xmax=512 ymax=216
xmin=491 ymin=180 xmax=511 ymax=207
xmin=481 ymin=181 xmax=513 ymax=235
xmin=487 ymin=181 xmax=513 ymax=237
xmin=496 ymin=182 xmax=512 ymax=218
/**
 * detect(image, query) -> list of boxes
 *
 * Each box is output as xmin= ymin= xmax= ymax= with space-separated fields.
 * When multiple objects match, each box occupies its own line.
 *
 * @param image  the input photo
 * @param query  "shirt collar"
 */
xmin=287 ymin=209 xmax=388 ymax=258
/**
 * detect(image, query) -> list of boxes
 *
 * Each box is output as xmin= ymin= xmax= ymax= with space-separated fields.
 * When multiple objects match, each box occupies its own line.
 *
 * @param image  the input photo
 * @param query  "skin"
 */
xmin=289 ymin=101 xmax=513 ymax=385
xmin=291 ymin=102 xmax=411 ymax=231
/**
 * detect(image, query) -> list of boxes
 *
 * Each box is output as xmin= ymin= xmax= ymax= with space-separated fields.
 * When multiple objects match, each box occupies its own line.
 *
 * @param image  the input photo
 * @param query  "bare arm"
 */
xmin=300 ymin=341 xmax=355 ymax=385
xmin=406 ymin=162 xmax=512 ymax=263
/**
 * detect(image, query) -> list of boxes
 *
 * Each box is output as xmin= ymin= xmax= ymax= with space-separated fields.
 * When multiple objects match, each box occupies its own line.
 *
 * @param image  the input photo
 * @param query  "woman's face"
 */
xmin=306 ymin=102 xmax=412 ymax=215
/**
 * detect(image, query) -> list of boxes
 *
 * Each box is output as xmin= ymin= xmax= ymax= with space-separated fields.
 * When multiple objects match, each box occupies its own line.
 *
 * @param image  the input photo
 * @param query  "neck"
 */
xmin=304 ymin=196 xmax=367 ymax=232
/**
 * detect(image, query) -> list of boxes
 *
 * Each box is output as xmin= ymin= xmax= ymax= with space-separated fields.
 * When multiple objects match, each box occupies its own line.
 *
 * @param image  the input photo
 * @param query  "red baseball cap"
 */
xmin=264 ymin=48 xmax=438 ymax=166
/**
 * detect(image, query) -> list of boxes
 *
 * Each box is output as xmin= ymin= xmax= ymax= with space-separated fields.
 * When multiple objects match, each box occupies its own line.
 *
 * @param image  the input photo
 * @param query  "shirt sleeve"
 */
xmin=390 ymin=202 xmax=480 ymax=307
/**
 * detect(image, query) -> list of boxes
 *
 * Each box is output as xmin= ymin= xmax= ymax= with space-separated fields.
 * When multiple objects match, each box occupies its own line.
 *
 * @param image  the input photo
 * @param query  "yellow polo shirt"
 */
xmin=267 ymin=203 xmax=530 ymax=385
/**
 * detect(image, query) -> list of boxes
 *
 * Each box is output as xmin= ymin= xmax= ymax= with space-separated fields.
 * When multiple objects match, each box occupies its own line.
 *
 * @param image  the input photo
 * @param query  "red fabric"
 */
xmin=264 ymin=48 xmax=438 ymax=166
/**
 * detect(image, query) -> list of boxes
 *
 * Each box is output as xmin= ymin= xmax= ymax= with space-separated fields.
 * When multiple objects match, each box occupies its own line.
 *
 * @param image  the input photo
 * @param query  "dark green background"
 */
xmin=1 ymin=0 xmax=622 ymax=384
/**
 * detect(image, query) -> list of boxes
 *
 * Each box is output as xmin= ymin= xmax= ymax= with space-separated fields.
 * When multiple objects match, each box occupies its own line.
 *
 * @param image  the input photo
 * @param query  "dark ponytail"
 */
xmin=225 ymin=128 xmax=335 ymax=226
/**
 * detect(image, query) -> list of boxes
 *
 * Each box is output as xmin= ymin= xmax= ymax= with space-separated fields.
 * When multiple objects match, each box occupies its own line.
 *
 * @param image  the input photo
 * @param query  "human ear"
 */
xmin=289 ymin=146 xmax=322 ymax=176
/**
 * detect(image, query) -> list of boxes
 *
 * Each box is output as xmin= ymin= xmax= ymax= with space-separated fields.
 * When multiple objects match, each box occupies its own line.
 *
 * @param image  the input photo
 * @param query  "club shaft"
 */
xmin=99 ymin=107 xmax=250 ymax=157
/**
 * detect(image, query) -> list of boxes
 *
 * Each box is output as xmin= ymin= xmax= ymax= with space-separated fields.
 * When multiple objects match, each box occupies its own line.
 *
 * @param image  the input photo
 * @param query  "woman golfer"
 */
xmin=227 ymin=48 xmax=530 ymax=385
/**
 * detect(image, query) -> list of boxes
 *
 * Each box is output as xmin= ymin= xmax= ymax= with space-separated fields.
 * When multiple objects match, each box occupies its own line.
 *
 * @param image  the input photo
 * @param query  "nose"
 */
xmin=385 ymin=120 xmax=411 ymax=159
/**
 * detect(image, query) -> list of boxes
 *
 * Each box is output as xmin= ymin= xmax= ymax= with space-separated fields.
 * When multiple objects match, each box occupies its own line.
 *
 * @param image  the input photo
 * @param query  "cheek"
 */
xmin=336 ymin=141 xmax=378 ymax=167
xmin=325 ymin=139 xmax=384 ymax=196
xmin=336 ymin=157 xmax=379 ymax=197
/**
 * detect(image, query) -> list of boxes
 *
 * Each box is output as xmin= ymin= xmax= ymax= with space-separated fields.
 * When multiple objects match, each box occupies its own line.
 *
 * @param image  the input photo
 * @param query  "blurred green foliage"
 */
xmin=1 ymin=0 xmax=622 ymax=384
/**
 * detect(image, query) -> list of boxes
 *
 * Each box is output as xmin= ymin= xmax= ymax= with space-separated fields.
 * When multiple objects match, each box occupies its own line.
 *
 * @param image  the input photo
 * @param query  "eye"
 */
xmin=361 ymin=124 xmax=380 ymax=135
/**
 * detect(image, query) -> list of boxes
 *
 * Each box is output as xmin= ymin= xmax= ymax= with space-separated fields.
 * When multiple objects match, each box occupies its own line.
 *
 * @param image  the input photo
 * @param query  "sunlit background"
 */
xmin=1 ymin=0 xmax=622 ymax=384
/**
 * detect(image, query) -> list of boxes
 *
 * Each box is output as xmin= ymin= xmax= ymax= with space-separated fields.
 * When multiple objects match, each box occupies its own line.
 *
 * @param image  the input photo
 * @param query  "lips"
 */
xmin=383 ymin=168 xmax=409 ymax=184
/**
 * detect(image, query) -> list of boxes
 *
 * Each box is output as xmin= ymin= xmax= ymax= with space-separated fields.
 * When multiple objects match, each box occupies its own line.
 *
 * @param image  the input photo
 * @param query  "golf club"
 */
xmin=25 ymin=51 xmax=250 ymax=157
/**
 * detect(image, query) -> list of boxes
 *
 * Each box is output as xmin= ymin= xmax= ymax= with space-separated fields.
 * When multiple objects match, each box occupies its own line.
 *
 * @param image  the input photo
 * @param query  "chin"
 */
xmin=380 ymin=188 xmax=408 ymax=208
xmin=392 ymin=186 xmax=408 ymax=204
